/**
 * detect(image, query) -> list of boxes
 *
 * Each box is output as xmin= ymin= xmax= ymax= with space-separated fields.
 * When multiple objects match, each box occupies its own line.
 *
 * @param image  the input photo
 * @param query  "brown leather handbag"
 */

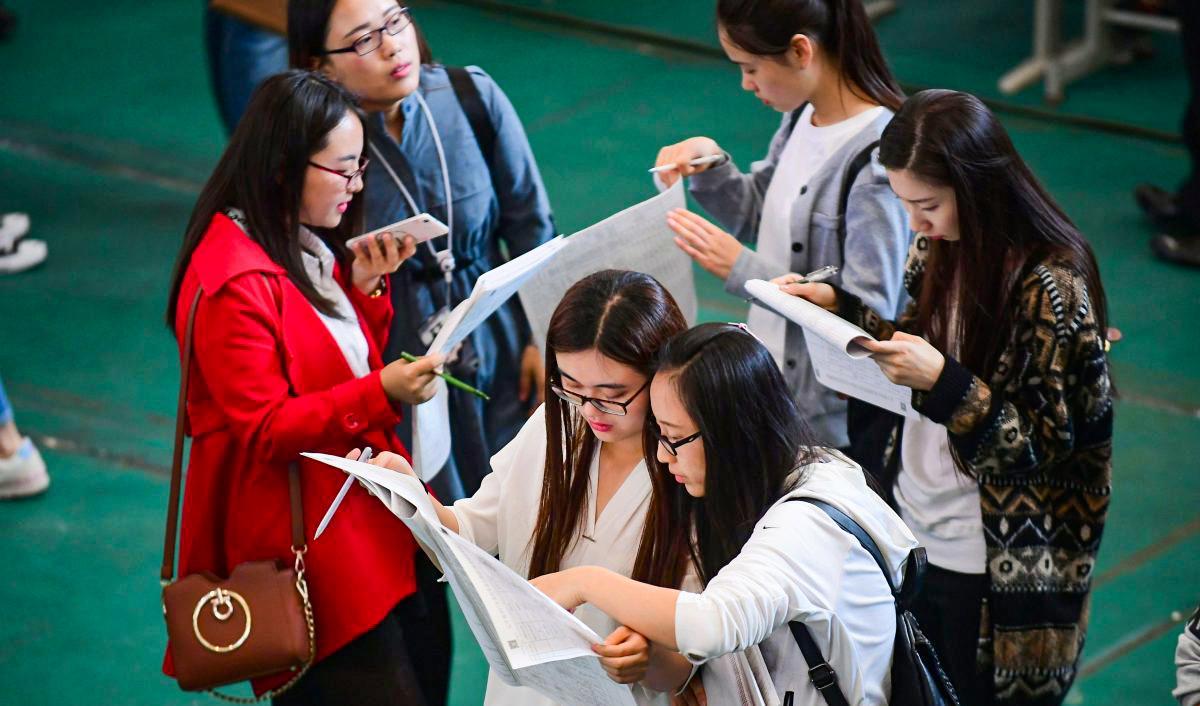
xmin=161 ymin=289 xmax=315 ymax=700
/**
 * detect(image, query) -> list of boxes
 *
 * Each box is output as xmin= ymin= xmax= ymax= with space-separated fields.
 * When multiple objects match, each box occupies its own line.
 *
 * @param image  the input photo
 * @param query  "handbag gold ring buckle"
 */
xmin=192 ymin=588 xmax=252 ymax=653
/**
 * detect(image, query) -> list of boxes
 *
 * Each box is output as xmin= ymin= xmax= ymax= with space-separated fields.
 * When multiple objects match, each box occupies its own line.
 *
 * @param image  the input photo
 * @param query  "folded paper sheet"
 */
xmin=744 ymin=279 xmax=918 ymax=418
xmin=300 ymin=453 xmax=638 ymax=706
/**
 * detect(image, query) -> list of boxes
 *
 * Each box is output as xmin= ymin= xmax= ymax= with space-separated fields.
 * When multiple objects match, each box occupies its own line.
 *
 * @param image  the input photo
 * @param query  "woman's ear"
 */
xmin=789 ymin=34 xmax=815 ymax=70
xmin=313 ymin=57 xmax=336 ymax=80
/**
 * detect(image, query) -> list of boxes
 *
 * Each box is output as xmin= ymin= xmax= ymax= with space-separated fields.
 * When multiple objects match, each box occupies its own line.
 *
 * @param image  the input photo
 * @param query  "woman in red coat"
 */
xmin=164 ymin=70 xmax=445 ymax=705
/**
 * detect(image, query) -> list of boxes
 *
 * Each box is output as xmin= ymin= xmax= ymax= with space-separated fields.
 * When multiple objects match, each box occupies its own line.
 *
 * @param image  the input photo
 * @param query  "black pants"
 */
xmin=274 ymin=554 xmax=452 ymax=706
xmin=909 ymin=564 xmax=994 ymax=706
xmin=1178 ymin=1 xmax=1200 ymax=228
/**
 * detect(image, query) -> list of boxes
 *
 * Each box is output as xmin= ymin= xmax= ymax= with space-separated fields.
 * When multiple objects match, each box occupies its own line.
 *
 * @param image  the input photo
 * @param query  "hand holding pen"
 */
xmin=772 ymin=266 xmax=840 ymax=313
xmin=652 ymin=136 xmax=726 ymax=187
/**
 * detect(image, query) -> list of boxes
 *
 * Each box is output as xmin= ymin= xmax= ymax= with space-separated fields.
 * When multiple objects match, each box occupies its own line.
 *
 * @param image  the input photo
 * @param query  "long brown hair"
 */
xmin=166 ymin=70 xmax=366 ymax=328
xmin=878 ymin=90 xmax=1109 ymax=388
xmin=717 ymin=0 xmax=904 ymax=111
xmin=527 ymin=271 xmax=688 ymax=586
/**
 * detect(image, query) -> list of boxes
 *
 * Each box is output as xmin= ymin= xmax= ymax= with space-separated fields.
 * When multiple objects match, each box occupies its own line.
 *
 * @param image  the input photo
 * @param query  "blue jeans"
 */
xmin=0 ymin=374 xmax=13 ymax=426
xmin=203 ymin=7 xmax=288 ymax=134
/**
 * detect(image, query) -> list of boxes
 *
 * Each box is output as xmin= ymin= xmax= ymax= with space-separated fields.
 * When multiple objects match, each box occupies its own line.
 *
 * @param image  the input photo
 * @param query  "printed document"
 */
xmin=300 ymin=453 xmax=638 ymax=706
xmin=519 ymin=181 xmax=697 ymax=350
xmin=744 ymin=279 xmax=918 ymax=418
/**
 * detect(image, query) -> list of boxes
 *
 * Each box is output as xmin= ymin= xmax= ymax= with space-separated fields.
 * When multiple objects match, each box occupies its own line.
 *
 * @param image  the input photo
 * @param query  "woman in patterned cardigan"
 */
xmin=779 ymin=89 xmax=1113 ymax=705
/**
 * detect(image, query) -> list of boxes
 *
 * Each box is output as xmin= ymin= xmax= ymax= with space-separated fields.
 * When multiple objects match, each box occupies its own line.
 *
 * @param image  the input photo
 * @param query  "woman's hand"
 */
xmin=666 ymin=208 xmax=743 ymax=280
xmin=775 ymin=279 xmax=839 ymax=313
xmin=654 ymin=137 xmax=723 ymax=188
xmin=380 ymin=354 xmax=445 ymax=404
xmin=672 ymin=674 xmax=707 ymax=706
xmin=518 ymin=343 xmax=545 ymax=410
xmin=594 ymin=626 xmax=651 ymax=684
xmin=351 ymin=232 xmax=416 ymax=295
xmin=365 ymin=450 xmax=419 ymax=479
xmin=860 ymin=331 xmax=946 ymax=391
xmin=530 ymin=567 xmax=589 ymax=613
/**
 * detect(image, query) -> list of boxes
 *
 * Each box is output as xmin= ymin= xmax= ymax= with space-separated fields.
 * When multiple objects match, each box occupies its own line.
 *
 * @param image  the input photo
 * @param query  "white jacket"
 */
xmin=676 ymin=451 xmax=919 ymax=706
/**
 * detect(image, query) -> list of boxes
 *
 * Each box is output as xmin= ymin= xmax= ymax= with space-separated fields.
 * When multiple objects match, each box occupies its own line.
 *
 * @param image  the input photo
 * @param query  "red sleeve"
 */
xmin=338 ymin=265 xmax=394 ymax=352
xmin=192 ymin=275 xmax=401 ymax=464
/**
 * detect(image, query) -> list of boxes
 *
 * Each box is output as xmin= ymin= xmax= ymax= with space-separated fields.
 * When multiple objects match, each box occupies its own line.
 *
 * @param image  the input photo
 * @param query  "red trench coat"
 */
xmin=163 ymin=214 xmax=418 ymax=693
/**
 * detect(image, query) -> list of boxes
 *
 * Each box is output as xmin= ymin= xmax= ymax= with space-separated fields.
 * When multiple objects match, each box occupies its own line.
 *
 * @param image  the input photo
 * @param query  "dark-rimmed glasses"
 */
xmin=308 ymin=158 xmax=369 ymax=189
xmin=320 ymin=8 xmax=413 ymax=57
xmin=550 ymin=378 xmax=649 ymax=417
xmin=655 ymin=427 xmax=701 ymax=457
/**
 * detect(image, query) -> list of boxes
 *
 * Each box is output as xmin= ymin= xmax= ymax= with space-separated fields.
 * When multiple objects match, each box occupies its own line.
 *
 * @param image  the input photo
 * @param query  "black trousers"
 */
xmin=1178 ymin=1 xmax=1200 ymax=228
xmin=909 ymin=564 xmax=994 ymax=706
xmin=274 ymin=554 xmax=452 ymax=706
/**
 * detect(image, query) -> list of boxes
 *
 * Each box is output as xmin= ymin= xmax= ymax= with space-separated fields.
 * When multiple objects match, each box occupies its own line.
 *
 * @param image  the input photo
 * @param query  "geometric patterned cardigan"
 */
xmin=835 ymin=235 xmax=1113 ymax=705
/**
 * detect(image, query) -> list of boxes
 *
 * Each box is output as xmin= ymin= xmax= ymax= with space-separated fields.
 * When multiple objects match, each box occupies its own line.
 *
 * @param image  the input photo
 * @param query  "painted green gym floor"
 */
xmin=0 ymin=1 xmax=1196 ymax=703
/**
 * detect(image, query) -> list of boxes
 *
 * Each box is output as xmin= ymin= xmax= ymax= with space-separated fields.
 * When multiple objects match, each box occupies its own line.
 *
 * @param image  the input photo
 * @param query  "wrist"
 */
xmin=356 ymin=274 xmax=387 ymax=297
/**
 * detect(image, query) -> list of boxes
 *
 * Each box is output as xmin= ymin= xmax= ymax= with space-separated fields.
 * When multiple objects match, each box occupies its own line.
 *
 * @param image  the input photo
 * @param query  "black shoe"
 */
xmin=1151 ymin=233 xmax=1200 ymax=269
xmin=1134 ymin=184 xmax=1182 ymax=227
xmin=0 ymin=4 xmax=14 ymax=42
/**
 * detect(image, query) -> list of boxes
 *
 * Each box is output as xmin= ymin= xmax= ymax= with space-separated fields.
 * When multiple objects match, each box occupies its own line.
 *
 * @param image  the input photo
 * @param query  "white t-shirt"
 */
xmin=450 ymin=405 xmax=667 ymax=706
xmin=895 ymin=416 xmax=986 ymax=574
xmin=675 ymin=451 xmax=919 ymax=706
xmin=750 ymin=104 xmax=889 ymax=367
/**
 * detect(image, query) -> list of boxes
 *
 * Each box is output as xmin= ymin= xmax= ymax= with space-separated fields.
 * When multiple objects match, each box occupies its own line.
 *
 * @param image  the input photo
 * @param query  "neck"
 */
xmin=807 ymin=66 xmax=877 ymax=127
xmin=601 ymin=434 xmax=644 ymax=468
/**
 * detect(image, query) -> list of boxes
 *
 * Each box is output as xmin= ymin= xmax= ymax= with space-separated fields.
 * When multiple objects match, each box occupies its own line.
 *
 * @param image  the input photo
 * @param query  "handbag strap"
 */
xmin=161 ymin=288 xmax=306 ymax=584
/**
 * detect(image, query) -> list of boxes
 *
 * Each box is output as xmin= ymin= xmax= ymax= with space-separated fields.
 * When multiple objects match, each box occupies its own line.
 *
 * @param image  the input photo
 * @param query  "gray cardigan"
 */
xmin=688 ymin=109 xmax=910 ymax=446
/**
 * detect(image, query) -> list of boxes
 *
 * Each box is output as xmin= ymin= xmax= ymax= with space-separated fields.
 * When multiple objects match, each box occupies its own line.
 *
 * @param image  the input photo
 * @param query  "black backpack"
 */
xmin=785 ymin=498 xmax=960 ymax=706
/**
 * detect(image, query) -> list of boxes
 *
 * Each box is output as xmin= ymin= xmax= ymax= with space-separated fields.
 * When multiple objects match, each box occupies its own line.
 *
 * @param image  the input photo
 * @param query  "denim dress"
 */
xmin=363 ymin=65 xmax=555 ymax=500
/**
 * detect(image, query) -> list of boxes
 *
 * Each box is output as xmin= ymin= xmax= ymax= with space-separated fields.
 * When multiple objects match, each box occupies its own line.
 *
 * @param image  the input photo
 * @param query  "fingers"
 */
xmin=771 ymin=272 xmax=803 ymax=286
xmin=407 ymin=354 xmax=446 ymax=376
xmin=380 ymin=231 xmax=401 ymax=266
xmin=368 ymin=450 xmax=414 ymax=475
xmin=345 ymin=448 xmax=362 ymax=460
xmin=398 ymin=234 xmax=416 ymax=261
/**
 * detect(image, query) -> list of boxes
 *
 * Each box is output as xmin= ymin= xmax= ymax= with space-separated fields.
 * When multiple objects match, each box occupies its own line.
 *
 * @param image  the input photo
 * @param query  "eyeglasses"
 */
xmin=550 ymin=378 xmax=649 ymax=417
xmin=321 ymin=8 xmax=413 ymax=57
xmin=655 ymin=428 xmax=702 ymax=457
xmin=308 ymin=158 xmax=369 ymax=189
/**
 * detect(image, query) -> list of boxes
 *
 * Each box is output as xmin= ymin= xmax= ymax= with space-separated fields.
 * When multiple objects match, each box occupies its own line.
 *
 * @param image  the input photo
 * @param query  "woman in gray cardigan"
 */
xmin=655 ymin=0 xmax=911 ymax=450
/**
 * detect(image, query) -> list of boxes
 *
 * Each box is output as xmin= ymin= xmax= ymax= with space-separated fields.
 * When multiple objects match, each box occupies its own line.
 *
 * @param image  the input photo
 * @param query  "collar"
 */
xmin=191 ymin=212 xmax=286 ymax=294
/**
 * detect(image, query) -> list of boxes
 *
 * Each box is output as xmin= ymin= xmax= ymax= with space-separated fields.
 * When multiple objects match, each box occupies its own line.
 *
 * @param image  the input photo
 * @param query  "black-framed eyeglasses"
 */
xmin=308 ymin=158 xmax=369 ymax=188
xmin=320 ymin=8 xmax=413 ymax=57
xmin=655 ymin=428 xmax=702 ymax=457
xmin=549 ymin=378 xmax=649 ymax=417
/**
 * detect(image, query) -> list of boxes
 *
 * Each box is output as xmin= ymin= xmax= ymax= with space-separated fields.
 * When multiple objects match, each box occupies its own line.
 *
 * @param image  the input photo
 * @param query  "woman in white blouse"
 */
xmin=365 ymin=270 xmax=695 ymax=705
xmin=532 ymin=323 xmax=919 ymax=706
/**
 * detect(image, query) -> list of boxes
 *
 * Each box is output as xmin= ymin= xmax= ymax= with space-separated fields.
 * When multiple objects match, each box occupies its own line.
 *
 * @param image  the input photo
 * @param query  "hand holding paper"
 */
xmin=857 ymin=331 xmax=947 ymax=392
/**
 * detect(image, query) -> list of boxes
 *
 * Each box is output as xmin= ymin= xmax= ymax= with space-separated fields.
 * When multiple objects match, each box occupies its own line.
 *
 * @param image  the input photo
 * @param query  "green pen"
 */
xmin=399 ymin=351 xmax=490 ymax=401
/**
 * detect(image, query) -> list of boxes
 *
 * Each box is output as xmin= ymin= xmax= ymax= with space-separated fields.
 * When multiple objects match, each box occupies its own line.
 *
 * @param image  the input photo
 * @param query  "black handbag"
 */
xmin=786 ymin=498 xmax=960 ymax=706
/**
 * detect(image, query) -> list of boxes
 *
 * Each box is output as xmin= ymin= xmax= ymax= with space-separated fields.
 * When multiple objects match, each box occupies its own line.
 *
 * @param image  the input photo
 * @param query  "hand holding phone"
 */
xmin=346 ymin=213 xmax=448 ymax=251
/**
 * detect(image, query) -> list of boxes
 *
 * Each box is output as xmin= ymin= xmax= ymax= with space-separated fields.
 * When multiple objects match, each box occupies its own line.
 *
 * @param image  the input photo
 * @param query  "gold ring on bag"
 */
xmin=193 ymin=588 xmax=253 ymax=653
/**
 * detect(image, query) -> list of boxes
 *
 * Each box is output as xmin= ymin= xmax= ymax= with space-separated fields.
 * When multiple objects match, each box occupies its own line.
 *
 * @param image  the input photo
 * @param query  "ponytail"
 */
xmin=717 ymin=0 xmax=903 ymax=111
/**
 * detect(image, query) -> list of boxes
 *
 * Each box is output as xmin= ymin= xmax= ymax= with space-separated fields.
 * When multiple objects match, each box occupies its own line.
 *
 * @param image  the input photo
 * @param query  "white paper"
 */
xmin=427 ymin=235 xmax=570 ymax=357
xmin=300 ymin=452 xmax=636 ymax=706
xmin=519 ymin=181 xmax=697 ymax=351
xmin=744 ymin=280 xmax=918 ymax=418
xmin=410 ymin=379 xmax=451 ymax=481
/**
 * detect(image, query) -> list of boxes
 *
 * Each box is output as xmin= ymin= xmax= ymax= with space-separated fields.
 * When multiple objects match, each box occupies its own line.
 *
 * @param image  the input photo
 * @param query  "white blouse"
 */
xmin=450 ymin=405 xmax=668 ymax=706
xmin=675 ymin=452 xmax=919 ymax=706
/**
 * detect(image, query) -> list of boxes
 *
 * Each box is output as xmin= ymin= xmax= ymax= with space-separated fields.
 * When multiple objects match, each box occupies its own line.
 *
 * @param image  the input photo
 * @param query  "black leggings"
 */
xmin=274 ymin=554 xmax=452 ymax=706
xmin=909 ymin=564 xmax=994 ymax=706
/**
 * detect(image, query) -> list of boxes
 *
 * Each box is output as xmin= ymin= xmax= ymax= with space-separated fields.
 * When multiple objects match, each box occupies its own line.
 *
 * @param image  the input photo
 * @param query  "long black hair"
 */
xmin=717 ymin=0 xmax=903 ymax=111
xmin=878 ymin=89 xmax=1110 ymax=388
xmin=165 ymin=70 xmax=366 ymax=327
xmin=529 ymin=270 xmax=689 ymax=582
xmin=653 ymin=323 xmax=823 ymax=586
xmin=288 ymin=0 xmax=434 ymax=70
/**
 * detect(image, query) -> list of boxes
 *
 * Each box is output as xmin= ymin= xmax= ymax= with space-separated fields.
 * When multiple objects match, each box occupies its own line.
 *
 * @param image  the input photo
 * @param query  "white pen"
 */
xmin=797 ymin=265 xmax=839 ymax=284
xmin=314 ymin=447 xmax=372 ymax=540
xmin=648 ymin=154 xmax=725 ymax=174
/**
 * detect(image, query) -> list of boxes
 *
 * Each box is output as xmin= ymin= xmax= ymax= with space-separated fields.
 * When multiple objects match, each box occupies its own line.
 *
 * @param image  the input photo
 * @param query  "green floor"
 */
xmin=1 ymin=1 xmax=1197 ymax=704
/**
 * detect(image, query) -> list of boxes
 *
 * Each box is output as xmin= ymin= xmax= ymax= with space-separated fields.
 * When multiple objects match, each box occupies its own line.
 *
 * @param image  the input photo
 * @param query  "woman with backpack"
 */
xmin=653 ymin=0 xmax=910 ymax=462
xmin=779 ymin=89 xmax=1114 ymax=705
xmin=532 ymin=323 xmax=921 ymax=706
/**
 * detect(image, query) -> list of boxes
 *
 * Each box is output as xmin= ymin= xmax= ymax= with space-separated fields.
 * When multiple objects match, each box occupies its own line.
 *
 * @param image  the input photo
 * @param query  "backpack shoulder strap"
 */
xmin=789 ymin=622 xmax=852 ymax=706
xmin=446 ymin=66 xmax=497 ymax=175
xmin=836 ymin=139 xmax=882 ymax=253
xmin=786 ymin=103 xmax=807 ymax=136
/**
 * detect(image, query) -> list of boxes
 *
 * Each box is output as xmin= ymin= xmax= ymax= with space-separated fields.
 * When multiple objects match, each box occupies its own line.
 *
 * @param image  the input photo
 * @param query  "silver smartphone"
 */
xmin=346 ymin=213 xmax=448 ymax=250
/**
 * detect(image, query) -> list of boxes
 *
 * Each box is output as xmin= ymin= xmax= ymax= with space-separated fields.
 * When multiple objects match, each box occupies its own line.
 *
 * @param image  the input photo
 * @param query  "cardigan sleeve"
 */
xmin=834 ymin=234 xmax=928 ymax=339
xmin=191 ymin=274 xmax=402 ymax=464
xmin=913 ymin=265 xmax=1112 ymax=477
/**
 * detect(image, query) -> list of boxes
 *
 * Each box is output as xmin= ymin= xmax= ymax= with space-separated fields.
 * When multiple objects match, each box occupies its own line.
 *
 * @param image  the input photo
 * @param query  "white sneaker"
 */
xmin=0 ymin=437 xmax=50 ymax=499
xmin=0 ymin=212 xmax=47 ymax=274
